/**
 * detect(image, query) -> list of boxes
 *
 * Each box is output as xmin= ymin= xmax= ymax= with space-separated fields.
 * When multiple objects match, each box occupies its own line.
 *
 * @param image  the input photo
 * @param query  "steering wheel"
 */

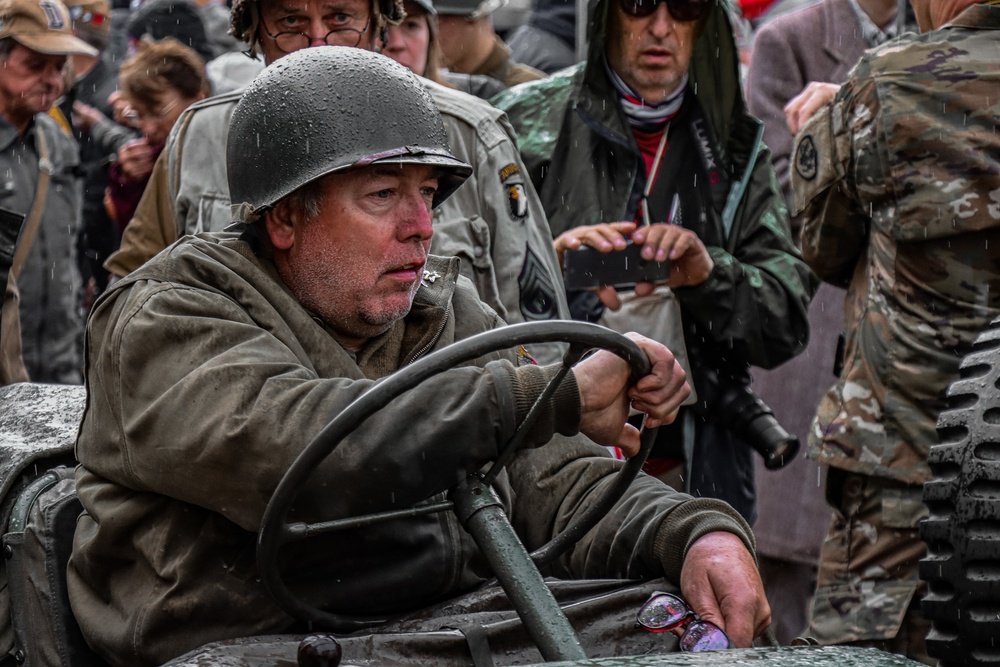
xmin=257 ymin=321 xmax=659 ymax=637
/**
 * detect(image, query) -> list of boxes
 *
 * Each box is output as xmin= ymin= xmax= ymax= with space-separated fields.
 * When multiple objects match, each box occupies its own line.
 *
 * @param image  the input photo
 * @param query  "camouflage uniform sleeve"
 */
xmin=792 ymin=74 xmax=875 ymax=288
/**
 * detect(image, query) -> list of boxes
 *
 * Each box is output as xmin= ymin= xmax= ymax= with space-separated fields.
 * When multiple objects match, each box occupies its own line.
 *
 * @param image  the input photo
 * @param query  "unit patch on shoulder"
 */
xmin=795 ymin=135 xmax=818 ymax=181
xmin=499 ymin=163 xmax=528 ymax=220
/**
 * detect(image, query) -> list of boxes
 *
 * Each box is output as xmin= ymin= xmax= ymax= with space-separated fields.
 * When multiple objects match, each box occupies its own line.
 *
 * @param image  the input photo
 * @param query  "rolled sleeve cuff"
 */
xmin=653 ymin=498 xmax=757 ymax=582
xmin=506 ymin=362 xmax=581 ymax=443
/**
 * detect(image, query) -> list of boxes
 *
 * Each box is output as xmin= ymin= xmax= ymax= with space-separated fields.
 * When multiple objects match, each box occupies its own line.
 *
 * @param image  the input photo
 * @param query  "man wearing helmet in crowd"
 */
xmin=102 ymin=0 xmax=570 ymax=358
xmin=69 ymin=47 xmax=770 ymax=667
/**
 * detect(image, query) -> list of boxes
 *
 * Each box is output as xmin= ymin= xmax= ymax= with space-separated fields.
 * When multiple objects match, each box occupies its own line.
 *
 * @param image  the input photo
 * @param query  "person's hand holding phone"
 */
xmin=631 ymin=223 xmax=714 ymax=295
xmin=556 ymin=220 xmax=712 ymax=310
xmin=556 ymin=222 xmax=640 ymax=311
xmin=554 ymin=221 xmax=637 ymax=265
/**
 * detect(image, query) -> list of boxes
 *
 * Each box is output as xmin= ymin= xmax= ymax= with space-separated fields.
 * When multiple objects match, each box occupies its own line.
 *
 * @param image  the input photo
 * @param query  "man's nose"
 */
xmin=398 ymin=192 xmax=434 ymax=241
xmin=44 ymin=64 xmax=64 ymax=91
xmin=305 ymin=18 xmax=330 ymax=46
xmin=649 ymin=2 xmax=674 ymax=37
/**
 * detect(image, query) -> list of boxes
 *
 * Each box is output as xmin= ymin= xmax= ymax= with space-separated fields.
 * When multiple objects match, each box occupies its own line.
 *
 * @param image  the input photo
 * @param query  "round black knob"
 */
xmin=297 ymin=633 xmax=343 ymax=667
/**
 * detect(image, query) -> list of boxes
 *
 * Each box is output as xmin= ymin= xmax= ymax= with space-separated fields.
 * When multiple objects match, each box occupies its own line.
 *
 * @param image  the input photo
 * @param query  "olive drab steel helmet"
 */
xmin=228 ymin=0 xmax=405 ymax=55
xmin=227 ymin=46 xmax=472 ymax=223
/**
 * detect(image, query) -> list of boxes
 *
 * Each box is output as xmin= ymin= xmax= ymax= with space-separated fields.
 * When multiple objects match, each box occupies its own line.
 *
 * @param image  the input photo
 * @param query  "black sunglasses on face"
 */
xmin=618 ymin=0 xmax=711 ymax=21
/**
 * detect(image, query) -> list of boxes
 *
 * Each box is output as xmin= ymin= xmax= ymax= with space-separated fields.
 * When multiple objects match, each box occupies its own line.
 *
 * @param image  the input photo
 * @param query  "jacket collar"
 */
xmin=0 ymin=113 xmax=33 ymax=153
xmin=412 ymin=255 xmax=461 ymax=311
xmin=948 ymin=2 xmax=1000 ymax=29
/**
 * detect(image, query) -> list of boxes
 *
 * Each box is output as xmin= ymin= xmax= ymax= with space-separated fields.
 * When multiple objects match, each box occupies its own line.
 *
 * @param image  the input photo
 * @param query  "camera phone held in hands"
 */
xmin=562 ymin=242 xmax=671 ymax=291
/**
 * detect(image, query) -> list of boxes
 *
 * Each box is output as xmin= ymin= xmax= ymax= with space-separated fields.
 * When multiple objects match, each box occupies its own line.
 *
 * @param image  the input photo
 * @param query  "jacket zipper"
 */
xmin=404 ymin=304 xmax=451 ymax=365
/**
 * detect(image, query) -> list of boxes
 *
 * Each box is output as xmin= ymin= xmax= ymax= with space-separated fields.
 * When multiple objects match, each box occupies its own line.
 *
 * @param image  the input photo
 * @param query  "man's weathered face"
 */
xmin=0 ymin=44 xmax=66 ymax=125
xmin=258 ymin=0 xmax=375 ymax=64
xmin=606 ymin=0 xmax=697 ymax=104
xmin=267 ymin=163 xmax=439 ymax=350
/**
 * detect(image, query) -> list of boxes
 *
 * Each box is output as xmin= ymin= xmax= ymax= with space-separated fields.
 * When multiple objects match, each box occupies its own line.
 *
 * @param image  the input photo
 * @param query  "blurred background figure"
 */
xmin=125 ymin=0 xmax=213 ymax=61
xmin=435 ymin=0 xmax=544 ymax=89
xmin=64 ymin=0 xmax=136 ymax=308
xmin=104 ymin=38 xmax=208 ymax=231
xmin=504 ymin=0 xmax=574 ymax=73
xmin=190 ymin=0 xmax=242 ymax=58
xmin=0 ymin=0 xmax=100 ymax=384
xmin=124 ymin=0 xmax=261 ymax=92
xmin=740 ymin=0 xmax=778 ymax=21
xmin=383 ymin=0 xmax=505 ymax=98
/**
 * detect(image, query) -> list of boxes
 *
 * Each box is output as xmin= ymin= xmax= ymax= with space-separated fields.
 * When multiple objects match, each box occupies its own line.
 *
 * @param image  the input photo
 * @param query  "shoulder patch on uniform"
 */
xmin=499 ymin=163 xmax=521 ymax=181
xmin=499 ymin=163 xmax=528 ymax=220
xmin=795 ymin=135 xmax=818 ymax=181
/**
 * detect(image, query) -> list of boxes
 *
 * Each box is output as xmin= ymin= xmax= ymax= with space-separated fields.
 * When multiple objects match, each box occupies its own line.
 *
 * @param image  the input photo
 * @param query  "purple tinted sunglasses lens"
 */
xmin=680 ymin=620 xmax=732 ymax=652
xmin=637 ymin=594 xmax=688 ymax=630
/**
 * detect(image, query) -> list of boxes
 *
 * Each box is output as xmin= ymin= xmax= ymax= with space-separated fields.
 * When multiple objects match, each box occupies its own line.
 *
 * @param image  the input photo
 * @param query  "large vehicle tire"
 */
xmin=920 ymin=316 xmax=1000 ymax=667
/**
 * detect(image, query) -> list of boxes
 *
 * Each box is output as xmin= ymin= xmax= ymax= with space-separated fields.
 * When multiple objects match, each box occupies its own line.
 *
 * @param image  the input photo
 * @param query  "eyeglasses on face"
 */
xmin=636 ymin=592 xmax=732 ymax=652
xmin=260 ymin=16 xmax=371 ymax=53
xmin=122 ymin=97 xmax=181 ymax=125
xmin=617 ymin=0 xmax=711 ymax=21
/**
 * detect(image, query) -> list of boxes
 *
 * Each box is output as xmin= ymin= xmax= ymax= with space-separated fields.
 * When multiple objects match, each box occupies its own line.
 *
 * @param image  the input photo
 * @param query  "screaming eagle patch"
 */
xmin=499 ymin=163 xmax=528 ymax=220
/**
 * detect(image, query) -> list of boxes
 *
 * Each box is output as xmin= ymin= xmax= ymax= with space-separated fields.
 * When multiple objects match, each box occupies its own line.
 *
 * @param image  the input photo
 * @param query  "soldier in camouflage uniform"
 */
xmin=788 ymin=0 xmax=1000 ymax=661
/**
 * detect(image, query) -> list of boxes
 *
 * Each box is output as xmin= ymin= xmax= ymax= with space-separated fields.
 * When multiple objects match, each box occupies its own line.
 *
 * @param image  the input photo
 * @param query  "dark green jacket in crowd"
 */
xmin=493 ymin=0 xmax=817 ymax=522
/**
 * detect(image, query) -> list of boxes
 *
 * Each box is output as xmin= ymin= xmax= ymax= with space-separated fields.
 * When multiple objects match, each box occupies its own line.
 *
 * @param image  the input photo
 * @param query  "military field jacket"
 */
xmin=71 ymin=234 xmax=752 ymax=666
xmin=104 ymin=76 xmax=570 ymax=346
xmin=791 ymin=3 xmax=1000 ymax=484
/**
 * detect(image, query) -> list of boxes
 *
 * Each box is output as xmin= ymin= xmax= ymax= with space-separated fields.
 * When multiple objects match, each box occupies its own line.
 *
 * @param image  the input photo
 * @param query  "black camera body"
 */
xmin=713 ymin=383 xmax=800 ymax=470
xmin=696 ymin=363 xmax=800 ymax=470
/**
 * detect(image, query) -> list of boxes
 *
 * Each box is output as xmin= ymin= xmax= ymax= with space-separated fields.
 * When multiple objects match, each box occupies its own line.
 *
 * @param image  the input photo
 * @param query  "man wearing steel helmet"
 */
xmin=494 ymin=0 xmax=816 ymax=523
xmin=102 ymin=0 xmax=570 ymax=361
xmin=70 ymin=46 xmax=768 ymax=667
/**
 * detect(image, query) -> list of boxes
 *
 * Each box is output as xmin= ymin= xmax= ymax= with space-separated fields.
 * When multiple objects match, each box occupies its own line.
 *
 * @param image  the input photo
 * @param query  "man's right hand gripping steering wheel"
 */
xmin=572 ymin=333 xmax=691 ymax=457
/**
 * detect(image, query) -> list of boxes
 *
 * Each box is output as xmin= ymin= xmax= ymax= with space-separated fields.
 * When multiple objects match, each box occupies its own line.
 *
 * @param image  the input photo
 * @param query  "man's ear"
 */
xmin=264 ymin=199 xmax=299 ymax=251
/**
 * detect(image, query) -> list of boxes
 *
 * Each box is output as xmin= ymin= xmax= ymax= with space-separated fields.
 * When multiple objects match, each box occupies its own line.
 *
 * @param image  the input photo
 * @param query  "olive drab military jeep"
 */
xmin=0 ymin=323 xmax=927 ymax=667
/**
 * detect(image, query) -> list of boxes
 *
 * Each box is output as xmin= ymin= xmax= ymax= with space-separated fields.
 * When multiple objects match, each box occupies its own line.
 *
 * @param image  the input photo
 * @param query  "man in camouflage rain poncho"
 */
xmin=785 ymin=0 xmax=1000 ymax=661
xmin=493 ymin=0 xmax=816 ymax=526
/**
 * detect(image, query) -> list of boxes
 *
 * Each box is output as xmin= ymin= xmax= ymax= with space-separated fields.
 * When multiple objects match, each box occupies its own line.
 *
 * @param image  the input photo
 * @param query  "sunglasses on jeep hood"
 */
xmin=618 ymin=0 xmax=711 ymax=21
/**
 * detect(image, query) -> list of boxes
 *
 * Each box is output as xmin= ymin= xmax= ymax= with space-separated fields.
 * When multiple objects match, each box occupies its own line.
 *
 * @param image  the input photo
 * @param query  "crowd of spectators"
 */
xmin=2 ymin=0 xmax=996 ymax=664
